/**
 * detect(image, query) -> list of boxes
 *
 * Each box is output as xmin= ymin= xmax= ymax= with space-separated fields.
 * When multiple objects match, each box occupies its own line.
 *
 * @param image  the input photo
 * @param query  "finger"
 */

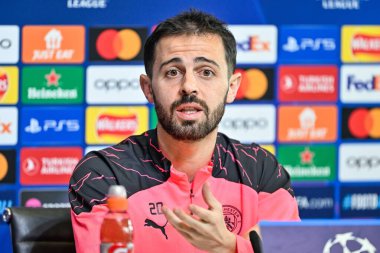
xmin=202 ymin=182 xmax=221 ymax=211
xmin=174 ymin=208 xmax=207 ymax=233
xmin=188 ymin=204 xmax=213 ymax=223
xmin=162 ymin=206 xmax=195 ymax=234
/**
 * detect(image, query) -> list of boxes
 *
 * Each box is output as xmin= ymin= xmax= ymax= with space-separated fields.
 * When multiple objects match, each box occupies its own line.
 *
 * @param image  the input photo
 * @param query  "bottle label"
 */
xmin=101 ymin=242 xmax=134 ymax=253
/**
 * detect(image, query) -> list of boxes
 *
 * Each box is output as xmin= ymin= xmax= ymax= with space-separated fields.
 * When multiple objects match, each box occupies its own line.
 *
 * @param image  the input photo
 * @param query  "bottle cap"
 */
xmin=107 ymin=185 xmax=128 ymax=211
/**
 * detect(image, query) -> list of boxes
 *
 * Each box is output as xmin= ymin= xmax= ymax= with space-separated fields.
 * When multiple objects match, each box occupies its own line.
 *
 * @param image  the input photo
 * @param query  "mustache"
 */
xmin=170 ymin=95 xmax=209 ymax=115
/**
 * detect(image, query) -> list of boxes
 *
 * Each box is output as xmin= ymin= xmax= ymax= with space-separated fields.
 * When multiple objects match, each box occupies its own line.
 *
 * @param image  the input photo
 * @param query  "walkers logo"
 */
xmin=293 ymin=185 xmax=334 ymax=218
xmin=22 ymin=26 xmax=85 ymax=63
xmin=0 ymin=67 xmax=18 ymax=104
xmin=278 ymin=145 xmax=335 ymax=181
xmin=0 ymin=150 xmax=16 ymax=184
xmin=261 ymin=145 xmax=275 ymax=156
xmin=86 ymin=106 xmax=148 ymax=144
xmin=340 ymin=144 xmax=380 ymax=182
xmin=279 ymin=26 xmax=338 ymax=62
xmin=89 ymin=27 xmax=147 ymax=61
xmin=278 ymin=106 xmax=337 ymax=142
xmin=340 ymin=65 xmax=380 ymax=103
xmin=22 ymin=66 xmax=83 ymax=104
xmin=0 ymin=107 xmax=18 ymax=145
xmin=341 ymin=186 xmax=380 ymax=218
xmin=234 ymin=68 xmax=274 ymax=101
xmin=86 ymin=65 xmax=146 ymax=104
xmin=21 ymin=189 xmax=70 ymax=208
xmin=278 ymin=65 xmax=338 ymax=102
xmin=219 ymin=104 xmax=276 ymax=144
xmin=20 ymin=147 xmax=82 ymax=185
xmin=228 ymin=25 xmax=277 ymax=64
xmin=21 ymin=106 xmax=83 ymax=145
xmin=342 ymin=107 xmax=380 ymax=140
xmin=342 ymin=26 xmax=380 ymax=62
xmin=0 ymin=26 xmax=19 ymax=63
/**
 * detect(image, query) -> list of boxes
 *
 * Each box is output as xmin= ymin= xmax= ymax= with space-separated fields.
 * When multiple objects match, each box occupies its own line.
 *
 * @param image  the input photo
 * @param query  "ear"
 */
xmin=226 ymin=72 xmax=241 ymax=104
xmin=140 ymin=74 xmax=154 ymax=103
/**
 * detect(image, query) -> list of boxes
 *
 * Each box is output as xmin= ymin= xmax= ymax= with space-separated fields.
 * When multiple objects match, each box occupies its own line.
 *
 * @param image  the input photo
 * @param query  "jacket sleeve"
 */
xmin=68 ymin=152 xmax=116 ymax=253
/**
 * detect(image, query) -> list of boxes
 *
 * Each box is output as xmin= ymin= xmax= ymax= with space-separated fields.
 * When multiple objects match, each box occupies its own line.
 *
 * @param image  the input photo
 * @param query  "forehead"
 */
xmin=154 ymin=34 xmax=226 ymax=65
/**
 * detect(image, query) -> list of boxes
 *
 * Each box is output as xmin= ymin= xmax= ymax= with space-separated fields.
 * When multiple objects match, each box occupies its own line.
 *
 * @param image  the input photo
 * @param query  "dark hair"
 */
xmin=144 ymin=9 xmax=237 ymax=78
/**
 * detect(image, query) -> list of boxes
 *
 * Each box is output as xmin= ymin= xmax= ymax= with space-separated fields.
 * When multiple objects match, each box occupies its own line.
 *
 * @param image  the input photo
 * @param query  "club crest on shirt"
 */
xmin=222 ymin=205 xmax=242 ymax=234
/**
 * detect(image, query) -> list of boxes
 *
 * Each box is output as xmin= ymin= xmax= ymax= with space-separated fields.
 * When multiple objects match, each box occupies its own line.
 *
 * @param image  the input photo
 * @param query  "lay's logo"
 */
xmin=86 ymin=106 xmax=148 ymax=144
xmin=342 ymin=26 xmax=380 ymax=62
xmin=97 ymin=114 xmax=138 ymax=137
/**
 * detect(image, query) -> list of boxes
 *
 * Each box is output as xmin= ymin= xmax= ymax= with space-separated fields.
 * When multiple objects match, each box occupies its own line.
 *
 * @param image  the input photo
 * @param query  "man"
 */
xmin=69 ymin=10 xmax=299 ymax=253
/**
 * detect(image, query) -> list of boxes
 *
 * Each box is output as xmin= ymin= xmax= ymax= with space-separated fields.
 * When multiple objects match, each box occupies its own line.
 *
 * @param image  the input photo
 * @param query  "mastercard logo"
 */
xmin=348 ymin=108 xmax=380 ymax=139
xmin=90 ymin=28 xmax=147 ymax=61
xmin=0 ymin=153 xmax=8 ymax=180
xmin=234 ymin=68 xmax=272 ymax=100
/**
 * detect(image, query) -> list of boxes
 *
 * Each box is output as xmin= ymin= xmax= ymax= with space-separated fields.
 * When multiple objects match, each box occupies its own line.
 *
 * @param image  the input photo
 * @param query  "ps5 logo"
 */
xmin=283 ymin=36 xmax=336 ymax=52
xmin=25 ymin=118 xmax=80 ymax=134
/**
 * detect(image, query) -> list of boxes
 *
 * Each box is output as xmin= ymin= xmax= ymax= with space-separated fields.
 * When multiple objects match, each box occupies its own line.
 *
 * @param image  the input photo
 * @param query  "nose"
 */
xmin=180 ymin=72 xmax=198 ymax=96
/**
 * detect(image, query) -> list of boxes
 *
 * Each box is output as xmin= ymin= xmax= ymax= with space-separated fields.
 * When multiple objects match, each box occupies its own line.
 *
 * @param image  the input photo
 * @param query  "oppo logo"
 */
xmin=222 ymin=118 xmax=267 ymax=130
xmin=346 ymin=157 xmax=380 ymax=169
xmin=0 ymin=39 xmax=11 ymax=49
xmin=94 ymin=79 xmax=139 ymax=90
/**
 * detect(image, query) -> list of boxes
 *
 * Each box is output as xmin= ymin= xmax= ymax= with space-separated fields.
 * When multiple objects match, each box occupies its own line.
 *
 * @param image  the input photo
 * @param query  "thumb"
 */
xmin=202 ymin=182 xmax=221 ymax=211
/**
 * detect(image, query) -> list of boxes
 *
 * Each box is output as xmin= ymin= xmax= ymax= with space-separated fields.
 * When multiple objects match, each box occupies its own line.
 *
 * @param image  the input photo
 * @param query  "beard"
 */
xmin=153 ymin=93 xmax=227 ymax=141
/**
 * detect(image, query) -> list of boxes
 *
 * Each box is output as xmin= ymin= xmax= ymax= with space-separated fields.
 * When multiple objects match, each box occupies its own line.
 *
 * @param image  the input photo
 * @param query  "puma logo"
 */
xmin=144 ymin=218 xmax=168 ymax=239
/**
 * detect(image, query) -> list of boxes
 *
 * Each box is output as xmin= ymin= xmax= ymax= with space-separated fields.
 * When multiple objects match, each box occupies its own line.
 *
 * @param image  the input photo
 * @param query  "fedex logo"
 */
xmin=21 ymin=106 xmax=83 ymax=145
xmin=283 ymin=36 xmax=336 ymax=52
xmin=229 ymin=25 xmax=277 ymax=64
xmin=237 ymin=36 xmax=270 ymax=52
xmin=279 ymin=26 xmax=339 ymax=62
xmin=341 ymin=65 xmax=380 ymax=103
xmin=347 ymin=75 xmax=380 ymax=91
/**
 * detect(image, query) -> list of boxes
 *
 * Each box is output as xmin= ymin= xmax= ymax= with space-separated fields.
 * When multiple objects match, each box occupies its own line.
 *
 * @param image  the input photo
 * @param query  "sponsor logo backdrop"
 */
xmin=1 ymin=3 xmax=380 ymax=250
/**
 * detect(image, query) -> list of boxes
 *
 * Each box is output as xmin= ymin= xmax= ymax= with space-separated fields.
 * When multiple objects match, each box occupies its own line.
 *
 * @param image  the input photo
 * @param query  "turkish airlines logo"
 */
xmin=234 ymin=68 xmax=273 ymax=100
xmin=22 ymin=26 xmax=85 ymax=63
xmin=97 ymin=114 xmax=138 ymax=137
xmin=278 ymin=106 xmax=337 ymax=142
xmin=228 ymin=25 xmax=277 ymax=64
xmin=283 ymin=36 xmax=336 ymax=52
xmin=25 ymin=118 xmax=80 ymax=134
xmin=342 ymin=107 xmax=380 ymax=139
xmin=279 ymin=65 xmax=337 ymax=102
xmin=89 ymin=28 xmax=147 ymax=61
xmin=20 ymin=147 xmax=82 ymax=185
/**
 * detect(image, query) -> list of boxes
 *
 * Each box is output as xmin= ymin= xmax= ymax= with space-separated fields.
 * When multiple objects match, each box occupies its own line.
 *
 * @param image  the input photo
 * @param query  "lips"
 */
xmin=176 ymin=103 xmax=204 ymax=114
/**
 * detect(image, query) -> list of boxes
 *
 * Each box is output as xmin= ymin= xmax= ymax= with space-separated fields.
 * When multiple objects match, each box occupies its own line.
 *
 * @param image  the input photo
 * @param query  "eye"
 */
xmin=201 ymin=69 xmax=215 ymax=77
xmin=166 ymin=69 xmax=180 ymax=77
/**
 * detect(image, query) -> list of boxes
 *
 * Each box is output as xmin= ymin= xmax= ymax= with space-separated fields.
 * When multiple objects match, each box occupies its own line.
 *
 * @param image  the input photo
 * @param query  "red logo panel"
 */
xmin=278 ymin=65 xmax=338 ymax=102
xmin=20 ymin=147 xmax=82 ymax=185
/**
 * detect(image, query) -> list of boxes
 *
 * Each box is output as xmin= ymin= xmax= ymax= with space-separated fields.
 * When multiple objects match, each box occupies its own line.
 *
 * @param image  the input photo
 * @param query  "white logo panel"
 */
xmin=86 ymin=65 xmax=147 ymax=104
xmin=219 ymin=104 xmax=275 ymax=143
xmin=0 ymin=26 xmax=19 ymax=63
xmin=228 ymin=25 xmax=277 ymax=64
xmin=0 ymin=107 xmax=18 ymax=145
xmin=340 ymin=65 xmax=380 ymax=103
xmin=339 ymin=143 xmax=380 ymax=182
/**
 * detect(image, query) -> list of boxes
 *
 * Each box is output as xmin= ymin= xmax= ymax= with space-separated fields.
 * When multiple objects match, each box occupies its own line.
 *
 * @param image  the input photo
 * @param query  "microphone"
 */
xmin=249 ymin=230 xmax=263 ymax=253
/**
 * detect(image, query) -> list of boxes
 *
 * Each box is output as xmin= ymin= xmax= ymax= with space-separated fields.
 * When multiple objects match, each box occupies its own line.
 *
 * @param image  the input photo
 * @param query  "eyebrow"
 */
xmin=159 ymin=56 xmax=220 ymax=71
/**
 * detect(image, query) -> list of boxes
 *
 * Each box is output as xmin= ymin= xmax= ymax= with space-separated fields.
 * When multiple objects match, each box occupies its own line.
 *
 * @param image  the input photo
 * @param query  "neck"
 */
xmin=156 ymin=124 xmax=217 ymax=181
